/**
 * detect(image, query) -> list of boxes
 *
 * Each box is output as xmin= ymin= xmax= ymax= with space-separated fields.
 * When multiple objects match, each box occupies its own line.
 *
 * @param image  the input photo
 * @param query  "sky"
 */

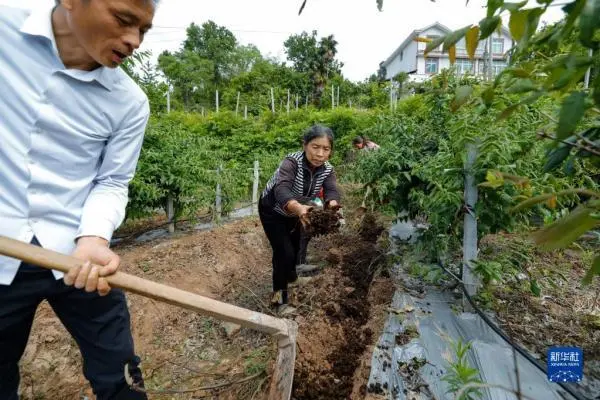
xmin=2 ymin=0 xmax=566 ymax=82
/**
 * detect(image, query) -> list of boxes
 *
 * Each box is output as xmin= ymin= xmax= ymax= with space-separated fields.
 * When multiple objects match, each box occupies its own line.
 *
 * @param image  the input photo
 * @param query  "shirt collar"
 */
xmin=19 ymin=3 xmax=115 ymax=91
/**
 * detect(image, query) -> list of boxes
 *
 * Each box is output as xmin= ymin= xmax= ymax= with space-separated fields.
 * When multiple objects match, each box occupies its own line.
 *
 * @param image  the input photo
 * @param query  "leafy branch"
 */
xmin=537 ymin=131 xmax=600 ymax=158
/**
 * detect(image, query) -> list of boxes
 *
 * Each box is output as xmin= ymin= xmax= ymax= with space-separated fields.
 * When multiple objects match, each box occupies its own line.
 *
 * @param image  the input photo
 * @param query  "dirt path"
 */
xmin=18 ymin=213 xmax=393 ymax=399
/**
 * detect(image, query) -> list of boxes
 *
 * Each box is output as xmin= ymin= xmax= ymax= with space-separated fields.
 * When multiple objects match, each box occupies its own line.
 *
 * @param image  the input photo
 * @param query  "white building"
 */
xmin=380 ymin=22 xmax=513 ymax=82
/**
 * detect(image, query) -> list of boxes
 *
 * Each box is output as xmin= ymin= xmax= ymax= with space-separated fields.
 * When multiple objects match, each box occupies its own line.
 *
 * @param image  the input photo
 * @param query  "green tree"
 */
xmin=284 ymin=30 xmax=343 ymax=106
xmin=229 ymin=44 xmax=264 ymax=76
xmin=375 ymin=0 xmax=600 ymax=277
xmin=284 ymin=31 xmax=320 ymax=73
xmin=128 ymin=117 xmax=221 ymax=219
xmin=353 ymin=78 xmax=389 ymax=109
xmin=220 ymin=58 xmax=310 ymax=114
xmin=183 ymin=21 xmax=237 ymax=85
xmin=138 ymin=60 xmax=169 ymax=114
xmin=120 ymin=51 xmax=168 ymax=113
xmin=158 ymin=50 xmax=214 ymax=111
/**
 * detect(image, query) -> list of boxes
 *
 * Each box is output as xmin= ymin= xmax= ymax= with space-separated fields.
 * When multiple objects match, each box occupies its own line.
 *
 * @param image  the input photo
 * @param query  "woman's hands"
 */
xmin=326 ymin=200 xmax=345 ymax=227
xmin=327 ymin=200 xmax=341 ymax=211
xmin=285 ymin=200 xmax=313 ymax=227
xmin=286 ymin=199 xmax=343 ymax=228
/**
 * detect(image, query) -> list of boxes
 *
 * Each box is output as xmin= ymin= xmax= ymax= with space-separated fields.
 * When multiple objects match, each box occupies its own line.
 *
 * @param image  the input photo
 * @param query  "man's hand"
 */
xmin=65 ymin=236 xmax=120 ymax=296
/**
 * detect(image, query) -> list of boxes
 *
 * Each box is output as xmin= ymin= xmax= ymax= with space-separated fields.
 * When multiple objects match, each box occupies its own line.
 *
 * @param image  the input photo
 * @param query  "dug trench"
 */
xmin=18 ymin=210 xmax=393 ymax=399
xmin=291 ymin=211 xmax=391 ymax=399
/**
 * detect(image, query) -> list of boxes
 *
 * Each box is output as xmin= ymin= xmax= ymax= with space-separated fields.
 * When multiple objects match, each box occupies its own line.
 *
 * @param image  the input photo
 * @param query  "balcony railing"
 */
xmin=417 ymin=43 xmax=506 ymax=58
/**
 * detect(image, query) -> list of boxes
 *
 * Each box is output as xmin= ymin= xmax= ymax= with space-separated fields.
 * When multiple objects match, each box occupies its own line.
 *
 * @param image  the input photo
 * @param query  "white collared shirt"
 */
xmin=0 ymin=4 xmax=150 ymax=284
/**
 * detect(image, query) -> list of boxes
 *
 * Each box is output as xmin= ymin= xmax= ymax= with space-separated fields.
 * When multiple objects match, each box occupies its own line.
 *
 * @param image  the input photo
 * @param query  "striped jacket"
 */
xmin=260 ymin=151 xmax=340 ymax=217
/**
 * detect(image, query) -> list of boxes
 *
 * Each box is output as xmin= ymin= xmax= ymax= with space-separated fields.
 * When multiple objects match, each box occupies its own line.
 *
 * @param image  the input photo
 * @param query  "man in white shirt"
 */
xmin=0 ymin=0 xmax=156 ymax=398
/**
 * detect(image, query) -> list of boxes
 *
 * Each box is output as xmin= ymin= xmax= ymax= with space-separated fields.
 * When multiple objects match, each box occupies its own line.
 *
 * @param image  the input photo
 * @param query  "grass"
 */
xmin=244 ymin=347 xmax=272 ymax=376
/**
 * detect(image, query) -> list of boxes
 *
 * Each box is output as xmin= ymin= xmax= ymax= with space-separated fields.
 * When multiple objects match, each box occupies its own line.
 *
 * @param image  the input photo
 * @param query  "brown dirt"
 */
xmin=292 ymin=215 xmax=389 ymax=400
xmin=304 ymin=209 xmax=341 ymax=237
xmin=20 ymin=218 xmax=274 ymax=400
xmin=18 ymin=212 xmax=393 ymax=399
xmin=358 ymin=213 xmax=386 ymax=243
xmin=349 ymin=277 xmax=397 ymax=399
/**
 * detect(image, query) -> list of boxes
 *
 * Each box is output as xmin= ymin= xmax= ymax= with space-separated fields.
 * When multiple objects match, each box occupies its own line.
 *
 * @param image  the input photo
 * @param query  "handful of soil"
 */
xmin=304 ymin=208 xmax=341 ymax=237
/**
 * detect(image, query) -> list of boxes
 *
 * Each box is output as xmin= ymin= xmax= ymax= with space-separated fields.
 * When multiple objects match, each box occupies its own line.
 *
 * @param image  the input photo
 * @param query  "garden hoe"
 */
xmin=0 ymin=235 xmax=298 ymax=400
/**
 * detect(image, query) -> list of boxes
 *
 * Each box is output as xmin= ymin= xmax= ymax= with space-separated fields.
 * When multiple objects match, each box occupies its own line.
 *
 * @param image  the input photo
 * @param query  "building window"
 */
xmin=455 ymin=39 xmax=468 ymax=56
xmin=455 ymin=59 xmax=473 ymax=74
xmin=493 ymin=60 xmax=506 ymax=76
xmin=400 ymin=51 xmax=403 ymax=61
xmin=476 ymin=60 xmax=507 ymax=76
xmin=425 ymin=58 xmax=439 ymax=74
xmin=492 ymin=38 xmax=504 ymax=55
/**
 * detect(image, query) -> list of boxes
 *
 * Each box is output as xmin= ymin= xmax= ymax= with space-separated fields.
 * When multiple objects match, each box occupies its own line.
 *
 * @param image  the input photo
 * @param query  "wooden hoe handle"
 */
xmin=0 ymin=235 xmax=292 ymax=338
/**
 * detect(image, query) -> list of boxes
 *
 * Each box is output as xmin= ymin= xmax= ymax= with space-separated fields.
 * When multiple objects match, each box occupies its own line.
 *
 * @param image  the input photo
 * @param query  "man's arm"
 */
xmin=65 ymin=99 xmax=150 ymax=295
xmin=76 ymin=99 xmax=149 ymax=241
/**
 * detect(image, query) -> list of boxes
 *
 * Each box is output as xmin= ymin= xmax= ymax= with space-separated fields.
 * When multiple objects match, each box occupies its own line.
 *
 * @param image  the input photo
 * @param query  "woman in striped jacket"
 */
xmin=259 ymin=125 xmax=341 ymax=314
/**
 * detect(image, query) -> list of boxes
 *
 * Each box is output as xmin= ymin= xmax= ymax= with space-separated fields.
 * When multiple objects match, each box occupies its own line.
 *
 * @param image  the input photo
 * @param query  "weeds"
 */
xmin=441 ymin=338 xmax=483 ymax=400
xmin=244 ymin=347 xmax=271 ymax=376
xmin=408 ymin=262 xmax=446 ymax=285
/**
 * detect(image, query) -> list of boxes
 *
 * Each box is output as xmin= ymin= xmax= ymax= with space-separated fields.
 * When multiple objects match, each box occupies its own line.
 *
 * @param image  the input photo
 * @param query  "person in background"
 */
xmin=259 ymin=125 xmax=342 ymax=314
xmin=352 ymin=135 xmax=381 ymax=151
xmin=0 ymin=0 xmax=157 ymax=398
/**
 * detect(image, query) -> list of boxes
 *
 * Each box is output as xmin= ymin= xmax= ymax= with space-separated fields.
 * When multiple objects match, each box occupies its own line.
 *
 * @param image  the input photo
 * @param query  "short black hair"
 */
xmin=303 ymin=124 xmax=334 ymax=148
xmin=352 ymin=136 xmax=365 ymax=145
xmin=56 ymin=0 xmax=160 ymax=5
